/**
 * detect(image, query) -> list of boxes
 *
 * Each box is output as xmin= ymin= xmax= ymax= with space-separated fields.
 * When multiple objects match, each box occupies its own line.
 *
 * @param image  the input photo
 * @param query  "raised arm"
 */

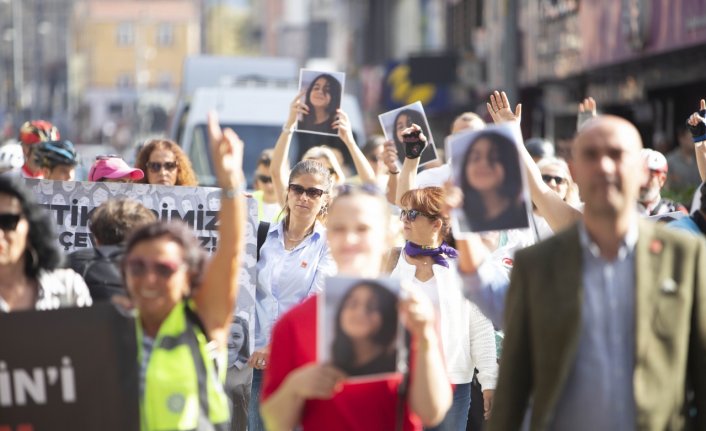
xmin=487 ymin=90 xmax=581 ymax=231
xmin=383 ymin=140 xmax=400 ymax=204
xmin=687 ymin=98 xmax=706 ymax=182
xmin=577 ymin=97 xmax=597 ymax=132
xmin=271 ymin=91 xmax=306 ymax=207
xmin=402 ymin=289 xmax=453 ymax=426
xmin=394 ymin=124 xmax=426 ymax=205
xmin=333 ymin=109 xmax=376 ymax=184
xmin=195 ymin=111 xmax=246 ymax=347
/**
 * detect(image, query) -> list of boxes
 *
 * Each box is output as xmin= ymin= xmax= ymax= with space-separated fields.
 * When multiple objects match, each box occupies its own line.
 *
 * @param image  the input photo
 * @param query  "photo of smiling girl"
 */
xmin=320 ymin=276 xmax=402 ymax=381
xmin=447 ymin=123 xmax=530 ymax=233
xmin=296 ymin=70 xmax=345 ymax=136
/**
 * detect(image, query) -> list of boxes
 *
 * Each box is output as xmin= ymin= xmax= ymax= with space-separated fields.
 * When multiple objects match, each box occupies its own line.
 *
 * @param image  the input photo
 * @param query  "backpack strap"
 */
xmin=257 ymin=222 xmax=271 ymax=261
xmin=383 ymin=247 xmax=402 ymax=275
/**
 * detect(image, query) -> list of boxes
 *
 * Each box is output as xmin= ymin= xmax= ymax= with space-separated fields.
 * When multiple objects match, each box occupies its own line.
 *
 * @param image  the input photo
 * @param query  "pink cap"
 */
xmin=89 ymin=157 xmax=144 ymax=181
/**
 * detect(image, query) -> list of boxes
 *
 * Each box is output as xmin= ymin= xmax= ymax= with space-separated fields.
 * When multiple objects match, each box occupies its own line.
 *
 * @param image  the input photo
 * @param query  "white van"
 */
xmin=171 ymin=56 xmax=366 ymax=187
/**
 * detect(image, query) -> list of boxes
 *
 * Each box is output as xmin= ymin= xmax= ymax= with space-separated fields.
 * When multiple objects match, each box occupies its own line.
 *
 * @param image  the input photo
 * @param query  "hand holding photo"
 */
xmin=378 ymin=101 xmax=438 ymax=167
xmin=446 ymin=123 xmax=530 ymax=233
xmin=296 ymin=69 xmax=346 ymax=137
xmin=319 ymin=276 xmax=402 ymax=382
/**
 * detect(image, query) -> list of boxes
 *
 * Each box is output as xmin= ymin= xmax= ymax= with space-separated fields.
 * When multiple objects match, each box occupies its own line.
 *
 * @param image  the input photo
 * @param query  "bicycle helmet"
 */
xmin=18 ymin=120 xmax=60 ymax=145
xmin=34 ymin=140 xmax=78 ymax=168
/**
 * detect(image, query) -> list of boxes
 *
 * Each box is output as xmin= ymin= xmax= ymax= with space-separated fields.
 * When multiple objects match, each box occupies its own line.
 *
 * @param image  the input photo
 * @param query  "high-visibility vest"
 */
xmin=137 ymin=300 xmax=230 ymax=431
xmin=252 ymin=190 xmax=282 ymax=223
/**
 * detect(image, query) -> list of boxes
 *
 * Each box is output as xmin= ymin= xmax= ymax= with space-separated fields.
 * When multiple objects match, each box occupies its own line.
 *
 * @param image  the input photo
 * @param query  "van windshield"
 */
xmin=190 ymin=124 xmax=359 ymax=188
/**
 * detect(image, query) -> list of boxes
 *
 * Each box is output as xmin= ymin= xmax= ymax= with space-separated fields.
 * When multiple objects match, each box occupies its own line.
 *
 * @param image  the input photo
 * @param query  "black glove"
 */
xmin=687 ymin=109 xmax=706 ymax=142
xmin=403 ymin=129 xmax=427 ymax=159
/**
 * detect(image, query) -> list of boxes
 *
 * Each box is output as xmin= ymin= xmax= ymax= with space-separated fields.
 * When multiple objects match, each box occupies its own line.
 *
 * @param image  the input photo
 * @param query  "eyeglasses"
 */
xmin=256 ymin=174 xmax=272 ymax=184
xmin=288 ymin=184 xmax=327 ymax=199
xmin=0 ymin=214 xmax=21 ymax=231
xmin=541 ymin=174 xmax=566 ymax=185
xmin=96 ymin=154 xmax=122 ymax=160
xmin=399 ymin=209 xmax=435 ymax=222
xmin=125 ymin=257 xmax=186 ymax=279
xmin=146 ymin=161 xmax=178 ymax=173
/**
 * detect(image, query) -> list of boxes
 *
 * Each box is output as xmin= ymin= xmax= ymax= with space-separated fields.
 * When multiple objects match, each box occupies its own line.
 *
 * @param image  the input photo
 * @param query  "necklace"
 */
xmin=284 ymin=226 xmax=313 ymax=249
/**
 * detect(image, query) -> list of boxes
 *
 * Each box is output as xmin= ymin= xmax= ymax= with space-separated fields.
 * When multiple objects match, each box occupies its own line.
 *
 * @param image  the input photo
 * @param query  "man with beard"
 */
xmin=637 ymin=148 xmax=688 ymax=216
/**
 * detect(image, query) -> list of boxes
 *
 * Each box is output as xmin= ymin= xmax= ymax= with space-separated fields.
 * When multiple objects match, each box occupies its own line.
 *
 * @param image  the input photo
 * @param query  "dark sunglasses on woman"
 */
xmin=399 ymin=209 xmax=435 ymax=222
xmin=288 ymin=184 xmax=327 ymax=199
xmin=146 ymin=161 xmax=178 ymax=173
xmin=125 ymin=257 xmax=185 ymax=279
xmin=0 ymin=213 xmax=21 ymax=231
xmin=541 ymin=174 xmax=566 ymax=185
xmin=256 ymin=175 xmax=272 ymax=184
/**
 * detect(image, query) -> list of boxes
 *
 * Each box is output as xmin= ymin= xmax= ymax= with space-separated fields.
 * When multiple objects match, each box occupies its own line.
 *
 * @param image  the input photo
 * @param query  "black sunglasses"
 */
xmin=256 ymin=174 xmax=272 ymax=184
xmin=541 ymin=174 xmax=566 ymax=185
xmin=0 ymin=214 xmax=21 ymax=231
xmin=399 ymin=209 xmax=435 ymax=222
xmin=125 ymin=257 xmax=185 ymax=279
xmin=288 ymin=184 xmax=327 ymax=199
xmin=146 ymin=161 xmax=178 ymax=173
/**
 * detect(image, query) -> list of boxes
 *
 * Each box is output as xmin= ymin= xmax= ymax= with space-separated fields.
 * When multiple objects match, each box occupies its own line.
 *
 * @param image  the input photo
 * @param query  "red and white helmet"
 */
xmin=18 ymin=120 xmax=60 ymax=145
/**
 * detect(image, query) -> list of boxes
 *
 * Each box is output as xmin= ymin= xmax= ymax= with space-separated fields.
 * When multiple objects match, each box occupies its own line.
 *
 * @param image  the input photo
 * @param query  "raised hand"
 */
xmin=288 ymin=364 xmax=346 ymax=400
xmin=401 ymin=124 xmax=428 ymax=159
xmin=208 ymin=110 xmax=244 ymax=188
xmin=383 ymin=140 xmax=400 ymax=173
xmin=332 ymin=109 xmax=355 ymax=145
xmin=577 ymin=96 xmax=598 ymax=131
xmin=285 ymin=91 xmax=308 ymax=131
xmin=486 ymin=90 xmax=521 ymax=124
xmin=687 ymin=98 xmax=706 ymax=138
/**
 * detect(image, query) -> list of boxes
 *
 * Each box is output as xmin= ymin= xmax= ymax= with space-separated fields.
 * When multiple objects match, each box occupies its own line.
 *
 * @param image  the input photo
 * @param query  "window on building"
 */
xmin=117 ymin=22 xmax=134 ymax=46
xmin=156 ymin=22 xmax=174 ymax=46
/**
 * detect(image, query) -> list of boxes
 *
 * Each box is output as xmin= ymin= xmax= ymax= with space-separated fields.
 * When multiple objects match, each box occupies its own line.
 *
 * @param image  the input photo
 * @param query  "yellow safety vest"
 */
xmin=137 ymin=300 xmax=230 ymax=431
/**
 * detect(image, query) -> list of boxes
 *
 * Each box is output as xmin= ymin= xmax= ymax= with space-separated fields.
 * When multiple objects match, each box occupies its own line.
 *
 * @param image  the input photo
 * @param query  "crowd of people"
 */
xmin=1 ymin=89 xmax=706 ymax=431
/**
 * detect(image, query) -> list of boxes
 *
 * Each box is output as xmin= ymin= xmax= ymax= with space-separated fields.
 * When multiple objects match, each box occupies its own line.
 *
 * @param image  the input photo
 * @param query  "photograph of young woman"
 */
xmin=450 ymin=126 xmax=529 ymax=232
xmin=297 ymin=71 xmax=344 ymax=136
xmin=329 ymin=279 xmax=399 ymax=378
xmin=378 ymin=102 xmax=438 ymax=166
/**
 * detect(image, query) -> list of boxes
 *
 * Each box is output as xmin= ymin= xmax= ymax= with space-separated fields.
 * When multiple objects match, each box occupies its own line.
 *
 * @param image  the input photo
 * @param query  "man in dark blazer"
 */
xmin=488 ymin=115 xmax=706 ymax=430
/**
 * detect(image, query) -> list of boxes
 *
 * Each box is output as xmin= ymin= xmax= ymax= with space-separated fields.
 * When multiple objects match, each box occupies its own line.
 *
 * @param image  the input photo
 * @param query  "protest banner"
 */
xmin=0 ymin=304 xmax=138 ymax=430
xmin=27 ymin=179 xmax=259 ymax=376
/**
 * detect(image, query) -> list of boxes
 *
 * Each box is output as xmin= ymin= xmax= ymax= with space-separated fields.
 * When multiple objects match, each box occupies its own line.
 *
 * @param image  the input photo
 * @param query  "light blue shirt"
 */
xmin=550 ymin=221 xmax=638 ymax=431
xmin=254 ymin=220 xmax=335 ymax=349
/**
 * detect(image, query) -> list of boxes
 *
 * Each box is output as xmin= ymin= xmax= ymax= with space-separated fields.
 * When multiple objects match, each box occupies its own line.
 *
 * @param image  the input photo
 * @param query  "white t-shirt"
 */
xmin=416 ymin=163 xmax=451 ymax=189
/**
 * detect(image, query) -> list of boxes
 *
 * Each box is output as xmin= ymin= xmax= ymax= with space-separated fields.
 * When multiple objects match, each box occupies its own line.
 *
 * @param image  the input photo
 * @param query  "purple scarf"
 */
xmin=404 ymin=241 xmax=458 ymax=268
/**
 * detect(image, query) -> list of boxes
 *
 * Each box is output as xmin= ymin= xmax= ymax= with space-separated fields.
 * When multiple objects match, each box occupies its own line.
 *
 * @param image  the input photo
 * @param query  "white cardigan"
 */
xmin=391 ymin=251 xmax=498 ymax=388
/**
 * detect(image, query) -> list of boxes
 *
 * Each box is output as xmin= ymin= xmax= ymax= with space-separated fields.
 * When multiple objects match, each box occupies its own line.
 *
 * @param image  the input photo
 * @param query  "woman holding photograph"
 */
xmin=260 ymin=185 xmax=451 ymax=431
xmin=299 ymin=73 xmax=342 ymax=135
xmin=391 ymin=187 xmax=497 ymax=430
xmin=460 ymin=130 xmax=527 ymax=232
xmin=332 ymin=280 xmax=398 ymax=377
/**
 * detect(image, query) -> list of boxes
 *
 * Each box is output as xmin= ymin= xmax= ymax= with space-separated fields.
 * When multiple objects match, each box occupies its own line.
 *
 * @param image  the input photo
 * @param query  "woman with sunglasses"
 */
xmin=247 ymin=158 xmax=337 ymax=431
xmin=392 ymin=187 xmax=497 ymax=430
xmin=252 ymin=149 xmax=281 ymax=223
xmin=271 ymin=92 xmax=376 ymax=204
xmin=123 ymin=113 xmax=245 ymax=430
xmin=534 ymin=157 xmax=581 ymax=239
xmin=260 ymin=185 xmax=452 ymax=430
xmin=0 ymin=175 xmax=92 ymax=312
xmin=135 ymin=139 xmax=198 ymax=186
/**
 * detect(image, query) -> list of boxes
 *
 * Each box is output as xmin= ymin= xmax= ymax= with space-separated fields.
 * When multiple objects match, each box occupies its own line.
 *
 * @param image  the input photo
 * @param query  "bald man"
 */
xmin=488 ymin=116 xmax=706 ymax=430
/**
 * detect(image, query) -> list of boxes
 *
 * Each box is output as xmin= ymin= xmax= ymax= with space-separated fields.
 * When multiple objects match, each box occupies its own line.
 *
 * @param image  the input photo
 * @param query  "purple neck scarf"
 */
xmin=404 ymin=241 xmax=458 ymax=268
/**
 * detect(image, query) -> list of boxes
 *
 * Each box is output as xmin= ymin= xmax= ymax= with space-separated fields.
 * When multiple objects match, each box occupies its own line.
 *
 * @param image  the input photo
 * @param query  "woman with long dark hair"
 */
xmin=0 ymin=176 xmax=92 ymax=312
xmin=332 ymin=280 xmax=398 ymax=377
xmin=392 ymin=109 xmax=432 ymax=164
xmin=459 ymin=130 xmax=527 ymax=232
xmin=135 ymin=139 xmax=198 ymax=186
xmin=298 ymin=74 xmax=342 ymax=135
